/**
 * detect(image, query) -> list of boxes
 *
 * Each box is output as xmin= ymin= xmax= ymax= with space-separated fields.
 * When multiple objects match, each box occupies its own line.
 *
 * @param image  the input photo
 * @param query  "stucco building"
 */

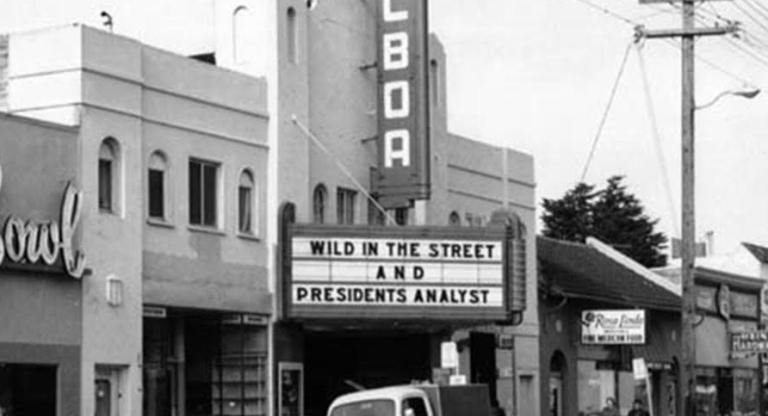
xmin=0 ymin=25 xmax=270 ymax=416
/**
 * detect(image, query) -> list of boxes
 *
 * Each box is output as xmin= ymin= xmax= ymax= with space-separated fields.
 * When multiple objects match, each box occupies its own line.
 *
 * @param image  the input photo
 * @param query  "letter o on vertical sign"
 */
xmin=374 ymin=0 xmax=430 ymax=209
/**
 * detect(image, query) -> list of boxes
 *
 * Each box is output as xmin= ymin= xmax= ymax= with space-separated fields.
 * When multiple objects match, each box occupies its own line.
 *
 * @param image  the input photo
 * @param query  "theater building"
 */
xmin=210 ymin=1 xmax=540 ymax=415
xmin=0 ymin=25 xmax=270 ymax=416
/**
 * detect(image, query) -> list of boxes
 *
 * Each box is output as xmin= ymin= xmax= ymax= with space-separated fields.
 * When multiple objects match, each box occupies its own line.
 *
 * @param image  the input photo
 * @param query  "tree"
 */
xmin=541 ymin=175 xmax=668 ymax=267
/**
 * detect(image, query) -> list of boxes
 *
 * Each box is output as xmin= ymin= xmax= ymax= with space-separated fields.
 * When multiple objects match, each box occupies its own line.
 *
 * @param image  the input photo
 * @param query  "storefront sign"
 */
xmin=580 ymin=309 xmax=646 ymax=344
xmin=731 ymin=330 xmax=768 ymax=355
xmin=373 ymin=0 xmax=430 ymax=208
xmin=761 ymin=283 xmax=768 ymax=324
xmin=283 ymin=225 xmax=513 ymax=321
xmin=0 ymin=182 xmax=86 ymax=278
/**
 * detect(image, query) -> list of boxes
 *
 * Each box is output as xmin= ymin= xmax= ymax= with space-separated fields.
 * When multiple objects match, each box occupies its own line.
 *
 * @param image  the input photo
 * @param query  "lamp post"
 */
xmin=681 ymin=85 xmax=759 ymax=416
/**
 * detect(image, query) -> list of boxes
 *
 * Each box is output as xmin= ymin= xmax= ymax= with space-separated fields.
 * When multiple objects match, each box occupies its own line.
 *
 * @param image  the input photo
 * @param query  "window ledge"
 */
xmin=237 ymin=232 xmax=261 ymax=242
xmin=188 ymin=225 xmax=226 ymax=236
xmin=147 ymin=218 xmax=175 ymax=229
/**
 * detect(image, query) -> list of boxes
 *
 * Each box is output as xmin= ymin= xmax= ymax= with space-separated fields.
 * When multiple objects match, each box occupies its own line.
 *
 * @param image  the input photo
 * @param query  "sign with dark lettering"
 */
xmin=282 ymin=224 xmax=512 ymax=321
xmin=372 ymin=0 xmax=430 ymax=208
xmin=731 ymin=330 xmax=768 ymax=357
xmin=0 ymin=182 xmax=86 ymax=278
xmin=581 ymin=310 xmax=646 ymax=345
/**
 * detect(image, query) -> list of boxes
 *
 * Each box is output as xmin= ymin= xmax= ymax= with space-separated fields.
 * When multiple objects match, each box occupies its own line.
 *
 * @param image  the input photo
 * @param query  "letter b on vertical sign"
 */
xmin=374 ymin=0 xmax=430 ymax=209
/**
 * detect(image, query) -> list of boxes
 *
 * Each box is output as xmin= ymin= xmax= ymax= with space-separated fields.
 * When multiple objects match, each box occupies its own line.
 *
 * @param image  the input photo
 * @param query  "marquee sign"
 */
xmin=281 ymin=224 xmax=515 ymax=321
xmin=373 ymin=0 xmax=431 ymax=208
xmin=0 ymin=182 xmax=86 ymax=278
xmin=581 ymin=309 xmax=646 ymax=345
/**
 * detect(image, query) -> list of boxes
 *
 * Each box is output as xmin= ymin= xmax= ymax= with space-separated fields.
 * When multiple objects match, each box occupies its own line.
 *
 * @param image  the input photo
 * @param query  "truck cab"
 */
xmin=327 ymin=386 xmax=433 ymax=416
xmin=327 ymin=384 xmax=491 ymax=416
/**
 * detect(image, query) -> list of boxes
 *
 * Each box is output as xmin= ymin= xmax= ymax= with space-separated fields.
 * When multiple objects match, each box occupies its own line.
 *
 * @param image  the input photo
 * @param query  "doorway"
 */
xmin=470 ymin=332 xmax=498 ymax=408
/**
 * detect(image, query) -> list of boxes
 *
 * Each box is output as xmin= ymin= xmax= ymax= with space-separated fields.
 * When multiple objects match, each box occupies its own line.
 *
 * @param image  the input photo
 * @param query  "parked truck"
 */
xmin=327 ymin=384 xmax=493 ymax=416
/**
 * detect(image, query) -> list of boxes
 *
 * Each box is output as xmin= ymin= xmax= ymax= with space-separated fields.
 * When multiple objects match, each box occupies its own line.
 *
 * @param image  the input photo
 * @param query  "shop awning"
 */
xmin=631 ymin=345 xmax=674 ymax=371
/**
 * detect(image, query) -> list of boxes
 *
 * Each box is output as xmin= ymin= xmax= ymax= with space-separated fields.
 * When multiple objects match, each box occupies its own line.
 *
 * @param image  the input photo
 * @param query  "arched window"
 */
xmin=238 ymin=169 xmax=255 ymax=234
xmin=233 ymin=6 xmax=253 ymax=63
xmin=313 ymin=184 xmax=327 ymax=224
xmin=98 ymin=137 xmax=120 ymax=213
xmin=449 ymin=211 xmax=460 ymax=226
xmin=148 ymin=151 xmax=168 ymax=220
xmin=287 ymin=7 xmax=298 ymax=64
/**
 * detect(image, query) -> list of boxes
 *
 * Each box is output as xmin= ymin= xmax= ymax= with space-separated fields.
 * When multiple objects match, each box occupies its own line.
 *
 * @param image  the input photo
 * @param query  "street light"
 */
xmin=680 ymin=84 xmax=759 ymax=416
xmin=695 ymin=87 xmax=761 ymax=110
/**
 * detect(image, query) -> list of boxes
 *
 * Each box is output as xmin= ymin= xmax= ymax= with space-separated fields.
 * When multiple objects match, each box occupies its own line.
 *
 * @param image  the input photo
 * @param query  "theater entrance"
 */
xmin=303 ymin=330 xmax=434 ymax=416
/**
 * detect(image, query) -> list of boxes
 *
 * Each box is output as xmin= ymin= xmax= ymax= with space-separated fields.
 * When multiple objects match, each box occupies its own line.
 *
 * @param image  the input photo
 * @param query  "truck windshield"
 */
xmin=330 ymin=399 xmax=395 ymax=416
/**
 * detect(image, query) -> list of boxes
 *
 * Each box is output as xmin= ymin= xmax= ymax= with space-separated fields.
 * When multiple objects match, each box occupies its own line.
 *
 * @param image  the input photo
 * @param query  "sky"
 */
xmin=2 ymin=0 xmax=768 ymax=256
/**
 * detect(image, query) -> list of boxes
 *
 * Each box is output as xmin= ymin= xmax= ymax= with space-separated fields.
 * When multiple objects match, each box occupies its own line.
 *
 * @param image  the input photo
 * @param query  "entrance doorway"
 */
xmin=470 ymin=332 xmax=498 ymax=407
xmin=304 ymin=331 xmax=432 ymax=416
xmin=549 ymin=351 xmax=565 ymax=416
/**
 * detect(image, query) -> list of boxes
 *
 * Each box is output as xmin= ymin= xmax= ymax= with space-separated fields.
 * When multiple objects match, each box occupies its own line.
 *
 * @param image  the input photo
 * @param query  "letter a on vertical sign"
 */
xmin=374 ymin=0 xmax=430 ymax=208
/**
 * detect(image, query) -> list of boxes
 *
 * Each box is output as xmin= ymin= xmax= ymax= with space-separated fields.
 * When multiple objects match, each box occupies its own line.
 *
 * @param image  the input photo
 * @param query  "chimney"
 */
xmin=705 ymin=230 xmax=715 ymax=256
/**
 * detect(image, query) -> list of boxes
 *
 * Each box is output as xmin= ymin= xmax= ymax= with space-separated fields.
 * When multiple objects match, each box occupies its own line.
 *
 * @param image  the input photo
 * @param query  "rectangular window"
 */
xmin=238 ymin=185 xmax=253 ymax=233
xmin=148 ymin=169 xmax=164 ymax=219
xmin=189 ymin=159 xmax=218 ymax=227
xmin=368 ymin=199 xmax=385 ymax=225
xmin=98 ymin=159 xmax=113 ymax=211
xmin=336 ymin=188 xmax=357 ymax=225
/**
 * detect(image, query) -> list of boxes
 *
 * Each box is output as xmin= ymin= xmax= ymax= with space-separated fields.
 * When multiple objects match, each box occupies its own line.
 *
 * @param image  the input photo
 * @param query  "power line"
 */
xmin=659 ymin=38 xmax=755 ymax=86
xmin=733 ymin=0 xmax=768 ymax=36
xmin=569 ymin=0 xmax=638 ymax=26
xmin=723 ymin=34 xmax=768 ymax=70
xmin=755 ymin=3 xmax=768 ymax=13
xmin=742 ymin=0 xmax=768 ymax=23
xmin=579 ymin=41 xmax=634 ymax=183
xmin=635 ymin=43 xmax=680 ymax=238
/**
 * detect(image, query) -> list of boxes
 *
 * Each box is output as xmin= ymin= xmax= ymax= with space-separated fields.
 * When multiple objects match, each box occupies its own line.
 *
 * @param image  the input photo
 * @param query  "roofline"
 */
xmin=586 ymin=237 xmax=682 ymax=296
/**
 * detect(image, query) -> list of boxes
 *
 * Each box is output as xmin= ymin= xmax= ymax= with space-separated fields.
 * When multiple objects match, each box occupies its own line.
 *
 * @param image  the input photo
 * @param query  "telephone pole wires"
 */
xmin=634 ymin=1 xmax=738 ymax=415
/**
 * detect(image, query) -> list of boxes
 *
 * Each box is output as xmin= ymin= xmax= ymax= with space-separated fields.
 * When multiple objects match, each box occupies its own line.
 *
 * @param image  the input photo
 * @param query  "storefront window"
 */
xmin=577 ymin=360 xmax=637 ymax=416
xmin=694 ymin=367 xmax=759 ymax=416
xmin=578 ymin=360 xmax=616 ymax=416
xmin=0 ymin=363 xmax=57 ymax=416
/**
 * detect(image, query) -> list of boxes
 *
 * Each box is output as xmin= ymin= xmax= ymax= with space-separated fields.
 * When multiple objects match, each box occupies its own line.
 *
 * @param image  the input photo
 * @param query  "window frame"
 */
xmin=98 ymin=137 xmax=120 ymax=215
xmin=237 ymin=168 xmax=257 ymax=237
xmin=336 ymin=187 xmax=357 ymax=225
xmin=189 ymin=158 xmax=221 ymax=229
xmin=313 ymin=184 xmax=327 ymax=224
xmin=147 ymin=150 xmax=170 ymax=223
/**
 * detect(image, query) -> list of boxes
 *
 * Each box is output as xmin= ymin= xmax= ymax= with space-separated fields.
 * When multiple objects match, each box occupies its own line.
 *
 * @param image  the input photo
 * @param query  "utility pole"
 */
xmin=635 ymin=1 xmax=737 ymax=415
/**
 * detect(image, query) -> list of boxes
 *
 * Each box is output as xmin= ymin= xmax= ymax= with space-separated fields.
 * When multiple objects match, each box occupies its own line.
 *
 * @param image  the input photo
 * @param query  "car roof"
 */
xmin=329 ymin=386 xmax=427 ymax=408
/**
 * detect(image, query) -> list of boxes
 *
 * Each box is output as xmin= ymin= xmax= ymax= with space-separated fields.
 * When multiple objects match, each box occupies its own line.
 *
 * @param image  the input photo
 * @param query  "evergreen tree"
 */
xmin=541 ymin=175 xmax=668 ymax=267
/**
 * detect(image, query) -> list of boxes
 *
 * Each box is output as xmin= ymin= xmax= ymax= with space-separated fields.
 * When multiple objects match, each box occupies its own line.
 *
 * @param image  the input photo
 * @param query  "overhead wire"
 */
xmin=635 ymin=42 xmax=680 ymax=238
xmin=579 ymin=40 xmax=634 ymax=183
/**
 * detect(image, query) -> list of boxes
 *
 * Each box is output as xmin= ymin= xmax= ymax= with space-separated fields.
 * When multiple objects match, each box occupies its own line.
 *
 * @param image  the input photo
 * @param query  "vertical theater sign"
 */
xmin=373 ymin=0 xmax=431 ymax=208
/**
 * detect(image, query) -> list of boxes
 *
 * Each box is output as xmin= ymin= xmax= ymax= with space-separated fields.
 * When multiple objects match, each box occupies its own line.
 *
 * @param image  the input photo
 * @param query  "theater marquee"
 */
xmin=280 ymin=223 xmax=519 ymax=321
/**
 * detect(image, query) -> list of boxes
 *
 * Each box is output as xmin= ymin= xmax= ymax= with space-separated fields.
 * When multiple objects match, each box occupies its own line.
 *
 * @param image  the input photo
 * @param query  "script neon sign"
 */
xmin=0 ymin=182 xmax=86 ymax=278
